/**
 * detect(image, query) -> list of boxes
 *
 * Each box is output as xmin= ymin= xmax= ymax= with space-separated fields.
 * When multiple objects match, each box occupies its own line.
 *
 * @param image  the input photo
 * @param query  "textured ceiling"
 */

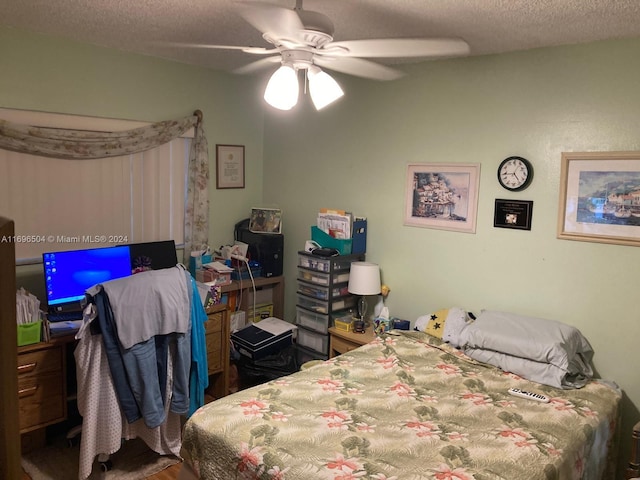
xmin=2 ymin=0 xmax=640 ymax=77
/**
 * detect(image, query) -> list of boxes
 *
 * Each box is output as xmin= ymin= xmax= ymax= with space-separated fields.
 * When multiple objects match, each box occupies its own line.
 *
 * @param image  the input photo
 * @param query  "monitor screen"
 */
xmin=129 ymin=240 xmax=178 ymax=273
xmin=43 ymin=245 xmax=132 ymax=307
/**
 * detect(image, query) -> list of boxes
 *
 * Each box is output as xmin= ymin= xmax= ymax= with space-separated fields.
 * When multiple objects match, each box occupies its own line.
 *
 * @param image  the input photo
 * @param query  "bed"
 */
xmin=179 ymin=327 xmax=621 ymax=480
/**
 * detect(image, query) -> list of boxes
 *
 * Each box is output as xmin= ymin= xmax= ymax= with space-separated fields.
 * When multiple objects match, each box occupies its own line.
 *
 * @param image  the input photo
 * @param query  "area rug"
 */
xmin=21 ymin=436 xmax=180 ymax=479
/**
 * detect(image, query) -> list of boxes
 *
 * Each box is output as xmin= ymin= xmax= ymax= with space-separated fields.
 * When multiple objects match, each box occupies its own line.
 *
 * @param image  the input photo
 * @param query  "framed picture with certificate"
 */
xmin=216 ymin=144 xmax=245 ymax=189
xmin=494 ymin=199 xmax=533 ymax=230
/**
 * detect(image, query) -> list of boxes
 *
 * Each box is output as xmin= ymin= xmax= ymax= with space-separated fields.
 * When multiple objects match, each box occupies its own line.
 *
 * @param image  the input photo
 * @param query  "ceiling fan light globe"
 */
xmin=264 ymin=65 xmax=299 ymax=110
xmin=308 ymin=67 xmax=344 ymax=110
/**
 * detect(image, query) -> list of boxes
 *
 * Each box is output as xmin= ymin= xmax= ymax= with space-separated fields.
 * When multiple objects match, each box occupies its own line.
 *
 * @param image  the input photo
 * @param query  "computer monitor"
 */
xmin=129 ymin=240 xmax=178 ymax=273
xmin=42 ymin=240 xmax=179 ymax=315
xmin=43 ymin=245 xmax=132 ymax=311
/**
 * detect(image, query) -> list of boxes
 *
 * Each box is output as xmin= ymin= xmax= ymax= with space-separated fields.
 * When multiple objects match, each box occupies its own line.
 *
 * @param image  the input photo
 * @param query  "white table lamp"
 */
xmin=348 ymin=262 xmax=381 ymax=325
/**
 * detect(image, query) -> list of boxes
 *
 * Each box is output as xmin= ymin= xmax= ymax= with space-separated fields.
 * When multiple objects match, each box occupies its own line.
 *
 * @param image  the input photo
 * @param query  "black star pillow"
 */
xmin=414 ymin=307 xmax=472 ymax=347
xmin=424 ymin=308 xmax=449 ymax=338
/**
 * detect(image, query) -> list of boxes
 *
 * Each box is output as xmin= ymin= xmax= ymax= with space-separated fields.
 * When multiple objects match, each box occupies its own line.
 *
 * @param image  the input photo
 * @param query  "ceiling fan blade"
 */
xmin=234 ymin=1 xmax=304 ymax=39
xmin=233 ymin=56 xmax=282 ymax=75
xmin=314 ymin=56 xmax=404 ymax=81
xmin=158 ymin=42 xmax=278 ymax=55
xmin=321 ymin=38 xmax=470 ymax=58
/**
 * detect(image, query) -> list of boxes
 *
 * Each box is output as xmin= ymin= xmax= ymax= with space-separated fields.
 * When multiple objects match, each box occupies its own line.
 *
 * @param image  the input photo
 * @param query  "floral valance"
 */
xmin=0 ymin=112 xmax=199 ymax=160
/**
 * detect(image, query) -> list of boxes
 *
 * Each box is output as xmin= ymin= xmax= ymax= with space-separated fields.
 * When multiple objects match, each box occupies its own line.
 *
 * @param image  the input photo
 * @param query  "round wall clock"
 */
xmin=497 ymin=156 xmax=533 ymax=191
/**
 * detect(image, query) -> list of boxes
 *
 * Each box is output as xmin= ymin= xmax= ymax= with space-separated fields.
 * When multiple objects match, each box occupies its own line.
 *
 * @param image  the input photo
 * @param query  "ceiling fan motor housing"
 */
xmin=281 ymin=49 xmax=314 ymax=69
xmin=297 ymin=9 xmax=334 ymax=38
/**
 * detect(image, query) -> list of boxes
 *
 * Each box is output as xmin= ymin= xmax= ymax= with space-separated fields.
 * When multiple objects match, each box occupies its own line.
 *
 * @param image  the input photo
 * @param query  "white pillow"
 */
xmin=460 ymin=310 xmax=593 ymax=372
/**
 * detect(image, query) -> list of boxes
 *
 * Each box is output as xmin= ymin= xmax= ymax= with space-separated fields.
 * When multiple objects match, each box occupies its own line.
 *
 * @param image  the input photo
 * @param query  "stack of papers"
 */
xmin=254 ymin=317 xmax=298 ymax=336
xmin=16 ymin=288 xmax=41 ymax=325
xmin=317 ymin=208 xmax=366 ymax=239
xmin=203 ymin=261 xmax=233 ymax=272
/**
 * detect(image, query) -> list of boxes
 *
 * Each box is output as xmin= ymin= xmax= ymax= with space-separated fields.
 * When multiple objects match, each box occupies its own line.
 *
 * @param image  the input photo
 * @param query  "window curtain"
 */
xmin=0 ymin=110 xmax=209 ymax=264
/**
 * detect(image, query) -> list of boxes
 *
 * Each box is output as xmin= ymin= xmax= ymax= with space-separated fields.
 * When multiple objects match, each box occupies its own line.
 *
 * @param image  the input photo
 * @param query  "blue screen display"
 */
xmin=43 ymin=245 xmax=132 ymax=306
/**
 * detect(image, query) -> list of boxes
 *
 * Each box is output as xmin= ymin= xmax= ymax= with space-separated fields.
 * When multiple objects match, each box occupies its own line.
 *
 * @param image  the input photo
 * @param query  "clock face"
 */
xmin=498 ymin=156 xmax=533 ymax=191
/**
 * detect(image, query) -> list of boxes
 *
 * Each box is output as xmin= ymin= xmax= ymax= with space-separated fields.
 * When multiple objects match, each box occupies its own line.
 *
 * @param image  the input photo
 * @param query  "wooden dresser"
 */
xmin=17 ymin=341 xmax=67 ymax=434
xmin=204 ymin=304 xmax=230 ymax=400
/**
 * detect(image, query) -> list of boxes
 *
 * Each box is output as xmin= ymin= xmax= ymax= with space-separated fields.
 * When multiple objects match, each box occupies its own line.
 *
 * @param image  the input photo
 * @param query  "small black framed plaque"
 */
xmin=494 ymin=199 xmax=533 ymax=230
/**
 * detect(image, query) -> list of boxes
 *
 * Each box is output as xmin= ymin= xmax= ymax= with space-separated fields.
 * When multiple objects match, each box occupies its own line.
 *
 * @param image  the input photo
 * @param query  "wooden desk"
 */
xmin=18 ymin=304 xmax=232 ymax=442
xmin=220 ymin=275 xmax=285 ymax=319
xmin=328 ymin=326 xmax=376 ymax=358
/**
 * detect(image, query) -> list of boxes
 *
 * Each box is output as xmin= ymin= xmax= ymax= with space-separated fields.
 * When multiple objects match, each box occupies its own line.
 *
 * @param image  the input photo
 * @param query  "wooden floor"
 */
xmin=146 ymin=462 xmax=182 ymax=479
xmin=22 ymin=461 xmax=182 ymax=479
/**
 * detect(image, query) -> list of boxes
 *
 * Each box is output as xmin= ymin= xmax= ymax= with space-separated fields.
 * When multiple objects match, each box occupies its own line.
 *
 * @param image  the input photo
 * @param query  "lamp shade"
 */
xmin=307 ymin=66 xmax=344 ymax=110
xmin=348 ymin=262 xmax=381 ymax=295
xmin=264 ymin=65 xmax=299 ymax=110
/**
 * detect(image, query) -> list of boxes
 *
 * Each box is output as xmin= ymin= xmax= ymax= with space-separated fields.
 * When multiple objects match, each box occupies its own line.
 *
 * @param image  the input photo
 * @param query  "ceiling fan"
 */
xmin=193 ymin=0 xmax=470 ymax=110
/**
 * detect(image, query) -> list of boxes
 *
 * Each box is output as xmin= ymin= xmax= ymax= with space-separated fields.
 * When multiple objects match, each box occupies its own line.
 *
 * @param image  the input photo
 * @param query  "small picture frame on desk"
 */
xmin=249 ymin=207 xmax=282 ymax=234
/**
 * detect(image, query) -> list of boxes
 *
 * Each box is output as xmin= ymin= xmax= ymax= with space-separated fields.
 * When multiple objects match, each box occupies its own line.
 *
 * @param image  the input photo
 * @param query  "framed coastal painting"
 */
xmin=557 ymin=151 xmax=640 ymax=247
xmin=404 ymin=163 xmax=480 ymax=233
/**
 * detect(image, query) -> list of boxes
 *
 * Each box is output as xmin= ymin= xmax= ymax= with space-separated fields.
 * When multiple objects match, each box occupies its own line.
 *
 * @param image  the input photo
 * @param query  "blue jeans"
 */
xmin=95 ymin=290 xmax=191 ymax=428
xmin=94 ymin=291 xmax=141 ymax=424
xmin=121 ymin=331 xmax=191 ymax=428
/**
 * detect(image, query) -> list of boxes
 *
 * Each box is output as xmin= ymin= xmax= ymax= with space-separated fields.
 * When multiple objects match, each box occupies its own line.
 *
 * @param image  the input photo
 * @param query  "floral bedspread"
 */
xmin=181 ymin=331 xmax=621 ymax=480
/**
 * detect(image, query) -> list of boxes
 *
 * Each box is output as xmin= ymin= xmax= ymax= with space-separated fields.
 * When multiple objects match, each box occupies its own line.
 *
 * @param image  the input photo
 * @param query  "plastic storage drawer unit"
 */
xmin=297 ymin=268 xmax=350 ymax=286
xmin=296 ymin=294 xmax=356 ymax=315
xmin=296 ymin=306 xmax=331 ymax=334
xmin=297 ymin=327 xmax=330 ymax=355
xmin=297 ymin=281 xmax=348 ymax=301
xmin=297 ymin=254 xmax=355 ymax=273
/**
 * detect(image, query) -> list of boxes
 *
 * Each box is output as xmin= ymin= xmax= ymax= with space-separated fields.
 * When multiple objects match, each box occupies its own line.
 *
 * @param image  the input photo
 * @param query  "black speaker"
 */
xmin=234 ymin=218 xmax=284 ymax=278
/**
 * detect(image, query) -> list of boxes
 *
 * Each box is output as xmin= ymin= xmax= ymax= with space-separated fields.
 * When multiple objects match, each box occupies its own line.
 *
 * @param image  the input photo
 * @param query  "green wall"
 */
xmin=263 ymin=38 xmax=640 ymax=473
xmin=2 ymin=24 xmax=639 ymax=474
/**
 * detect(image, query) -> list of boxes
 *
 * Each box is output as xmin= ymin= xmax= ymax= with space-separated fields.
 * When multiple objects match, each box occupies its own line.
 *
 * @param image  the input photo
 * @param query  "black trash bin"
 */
xmin=234 ymin=344 xmax=299 ymax=390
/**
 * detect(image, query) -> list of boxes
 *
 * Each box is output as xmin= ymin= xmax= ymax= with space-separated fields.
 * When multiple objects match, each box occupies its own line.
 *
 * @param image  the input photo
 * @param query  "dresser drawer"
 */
xmin=206 ymin=331 xmax=223 ymax=374
xmin=17 ymin=344 xmax=66 ymax=433
xmin=18 ymin=372 xmax=65 ymax=431
xmin=17 ymin=347 xmax=63 ymax=378
xmin=330 ymin=335 xmax=359 ymax=356
xmin=204 ymin=311 xmax=223 ymax=334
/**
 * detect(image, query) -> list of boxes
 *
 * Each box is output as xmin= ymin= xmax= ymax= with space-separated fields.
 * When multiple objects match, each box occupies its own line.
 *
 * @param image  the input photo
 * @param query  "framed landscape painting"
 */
xmin=404 ymin=163 xmax=480 ymax=233
xmin=557 ymin=151 xmax=640 ymax=247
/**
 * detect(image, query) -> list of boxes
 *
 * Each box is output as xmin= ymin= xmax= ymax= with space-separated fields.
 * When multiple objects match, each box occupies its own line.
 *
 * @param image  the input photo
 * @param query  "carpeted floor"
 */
xmin=21 ymin=436 xmax=180 ymax=480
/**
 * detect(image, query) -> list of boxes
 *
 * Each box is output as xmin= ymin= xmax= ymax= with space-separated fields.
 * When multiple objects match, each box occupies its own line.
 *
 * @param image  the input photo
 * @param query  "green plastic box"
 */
xmin=17 ymin=320 xmax=42 ymax=346
xmin=311 ymin=226 xmax=352 ymax=255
